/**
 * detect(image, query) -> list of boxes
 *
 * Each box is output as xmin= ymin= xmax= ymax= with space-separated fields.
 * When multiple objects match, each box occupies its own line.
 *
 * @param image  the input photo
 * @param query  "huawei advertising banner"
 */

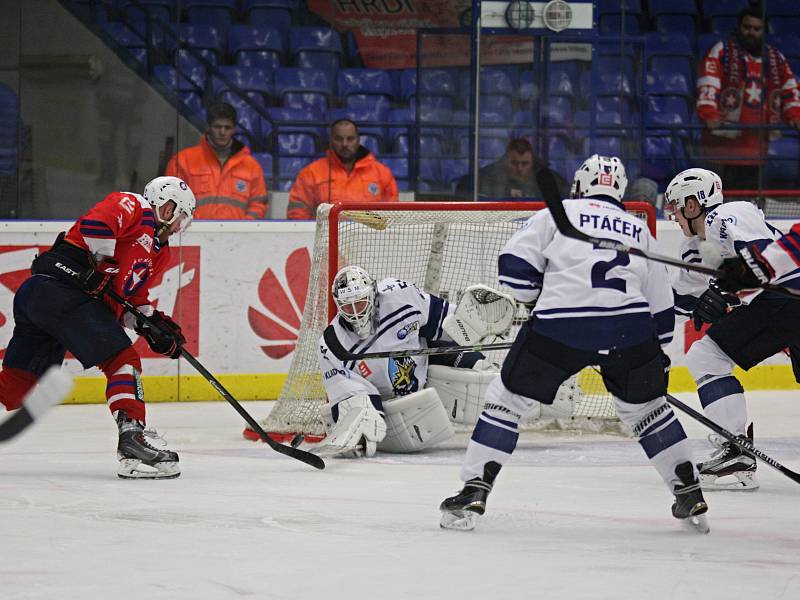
xmin=0 ymin=220 xmax=793 ymax=403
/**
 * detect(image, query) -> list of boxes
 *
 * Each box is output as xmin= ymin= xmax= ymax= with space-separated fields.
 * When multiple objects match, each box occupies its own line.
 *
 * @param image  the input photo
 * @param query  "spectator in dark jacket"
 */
xmin=455 ymin=138 xmax=570 ymax=200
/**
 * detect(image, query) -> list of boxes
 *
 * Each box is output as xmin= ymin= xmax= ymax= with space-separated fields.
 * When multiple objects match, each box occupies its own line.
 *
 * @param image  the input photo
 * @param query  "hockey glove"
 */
xmin=716 ymin=246 xmax=774 ymax=294
xmin=692 ymin=284 xmax=736 ymax=331
xmin=135 ymin=310 xmax=185 ymax=359
xmin=80 ymin=257 xmax=120 ymax=296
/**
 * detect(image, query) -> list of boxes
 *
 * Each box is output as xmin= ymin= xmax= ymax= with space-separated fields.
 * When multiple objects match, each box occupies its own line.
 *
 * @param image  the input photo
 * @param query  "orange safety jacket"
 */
xmin=287 ymin=147 xmax=399 ymax=220
xmin=165 ymin=136 xmax=268 ymax=219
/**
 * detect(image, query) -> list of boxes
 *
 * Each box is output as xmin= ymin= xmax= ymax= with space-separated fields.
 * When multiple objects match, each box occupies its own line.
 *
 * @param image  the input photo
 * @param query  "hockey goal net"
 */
xmin=255 ymin=201 xmax=656 ymax=442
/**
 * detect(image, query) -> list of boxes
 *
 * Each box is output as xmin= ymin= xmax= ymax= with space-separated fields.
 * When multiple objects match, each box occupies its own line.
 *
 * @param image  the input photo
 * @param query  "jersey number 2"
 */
xmin=591 ymin=252 xmax=630 ymax=293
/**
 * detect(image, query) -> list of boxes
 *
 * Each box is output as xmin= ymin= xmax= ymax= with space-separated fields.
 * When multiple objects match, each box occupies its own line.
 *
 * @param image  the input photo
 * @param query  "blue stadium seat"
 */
xmin=546 ymin=136 xmax=571 ymax=161
xmin=766 ymin=0 xmax=800 ymax=17
xmin=645 ymin=72 xmax=691 ymax=98
xmin=542 ymin=97 xmax=573 ymax=128
xmin=251 ymin=151 xmax=275 ymax=186
xmin=235 ymin=105 xmax=267 ymax=149
xmin=478 ymin=137 xmax=506 ymax=159
xmin=401 ymin=68 xmax=459 ymax=111
xmin=547 ymin=66 xmax=576 ymax=100
xmin=597 ymin=0 xmax=641 ymax=15
xmin=480 ymin=68 xmax=515 ymax=97
xmin=710 ymin=16 xmax=737 ymax=36
xmin=646 ymin=95 xmax=690 ymax=120
xmin=593 ymin=56 xmax=635 ymax=98
xmin=277 ymin=155 xmax=315 ymax=191
xmin=703 ymin=0 xmax=748 ymax=18
xmin=584 ymin=136 xmax=623 ymax=157
xmin=243 ymin=0 xmax=296 ymax=28
xmin=770 ymin=35 xmax=800 ymax=59
xmin=641 ymin=134 xmax=687 ymax=183
xmin=599 ymin=14 xmax=640 ymax=34
xmin=165 ymin=24 xmax=224 ymax=64
xmin=648 ymin=0 xmax=697 ymax=16
xmin=767 ymin=136 xmax=800 ymax=183
xmin=153 ymin=65 xmax=201 ymax=93
xmin=214 ymin=66 xmax=273 ymax=106
xmin=276 ymin=133 xmax=316 ymax=156
xmin=102 ymin=22 xmax=149 ymax=68
xmin=517 ymin=71 xmax=539 ymax=108
xmin=275 ymin=67 xmax=333 ymax=111
xmin=697 ymin=33 xmax=722 ymax=59
xmin=338 ymin=68 xmax=394 ymax=99
xmin=440 ymin=158 xmax=468 ymax=191
xmin=289 ymin=27 xmax=343 ymax=71
xmin=648 ymin=56 xmax=694 ymax=89
xmin=481 ymin=95 xmax=513 ymax=116
xmin=418 ymin=158 xmax=441 ymax=190
xmin=656 ymin=15 xmax=698 ymax=35
xmin=119 ymin=0 xmax=174 ymax=23
xmin=268 ymin=106 xmax=325 ymax=152
xmin=184 ymin=1 xmax=236 ymax=37
xmin=383 ymin=157 xmax=409 ymax=191
xmin=644 ymin=32 xmax=693 ymax=59
xmin=228 ymin=25 xmax=285 ymax=69
xmin=770 ymin=18 xmax=800 ymax=36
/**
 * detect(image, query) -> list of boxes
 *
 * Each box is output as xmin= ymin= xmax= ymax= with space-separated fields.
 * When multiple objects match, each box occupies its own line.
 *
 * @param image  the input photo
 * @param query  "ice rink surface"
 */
xmin=2 ymin=391 xmax=800 ymax=600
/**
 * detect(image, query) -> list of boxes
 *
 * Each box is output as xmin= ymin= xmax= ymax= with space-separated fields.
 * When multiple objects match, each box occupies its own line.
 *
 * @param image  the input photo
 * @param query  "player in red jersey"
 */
xmin=0 ymin=176 xmax=195 ymax=479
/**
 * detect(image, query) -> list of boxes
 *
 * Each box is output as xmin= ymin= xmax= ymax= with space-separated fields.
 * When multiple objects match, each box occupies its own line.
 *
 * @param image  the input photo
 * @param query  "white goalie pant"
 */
xmin=426 ymin=364 xmax=498 ymax=425
xmin=379 ymin=387 xmax=455 ymax=453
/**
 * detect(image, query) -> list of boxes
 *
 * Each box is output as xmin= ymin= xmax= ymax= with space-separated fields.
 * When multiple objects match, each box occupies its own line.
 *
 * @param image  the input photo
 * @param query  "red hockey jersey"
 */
xmin=696 ymin=38 xmax=800 ymax=164
xmin=64 ymin=191 xmax=170 ymax=319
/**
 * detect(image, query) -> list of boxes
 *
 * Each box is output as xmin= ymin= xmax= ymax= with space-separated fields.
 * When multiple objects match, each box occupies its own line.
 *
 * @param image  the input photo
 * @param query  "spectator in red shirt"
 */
xmin=696 ymin=7 xmax=800 ymax=195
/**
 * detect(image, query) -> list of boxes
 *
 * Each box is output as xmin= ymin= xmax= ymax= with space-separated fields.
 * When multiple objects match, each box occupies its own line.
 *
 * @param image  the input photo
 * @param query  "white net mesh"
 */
xmin=259 ymin=202 xmax=654 ymax=438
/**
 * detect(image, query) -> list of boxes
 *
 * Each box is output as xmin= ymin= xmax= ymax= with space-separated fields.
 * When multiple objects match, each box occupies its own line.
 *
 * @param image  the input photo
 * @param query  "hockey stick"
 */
xmin=323 ymin=326 xmax=513 ymax=361
xmin=665 ymin=393 xmax=800 ymax=484
xmin=0 ymin=367 xmax=73 ymax=443
xmin=536 ymin=169 xmax=800 ymax=295
xmin=105 ymin=289 xmax=325 ymax=470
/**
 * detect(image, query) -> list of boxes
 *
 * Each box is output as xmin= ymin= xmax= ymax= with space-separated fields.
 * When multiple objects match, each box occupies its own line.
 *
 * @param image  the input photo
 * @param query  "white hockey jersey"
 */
xmin=318 ymin=279 xmax=454 ymax=406
xmin=498 ymin=197 xmax=674 ymax=351
xmin=672 ymin=201 xmax=800 ymax=312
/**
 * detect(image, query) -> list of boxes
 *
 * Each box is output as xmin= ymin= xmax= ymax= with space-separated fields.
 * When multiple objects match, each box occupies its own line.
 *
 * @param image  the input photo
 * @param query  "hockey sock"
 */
xmin=0 ymin=367 xmax=39 ymax=411
xmin=460 ymin=378 xmax=523 ymax=482
xmin=98 ymin=347 xmax=145 ymax=423
xmin=697 ymin=375 xmax=747 ymax=435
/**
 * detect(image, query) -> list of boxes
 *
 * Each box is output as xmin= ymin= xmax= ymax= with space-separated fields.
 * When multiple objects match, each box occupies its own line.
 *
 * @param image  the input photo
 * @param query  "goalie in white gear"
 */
xmin=311 ymin=266 xmax=508 ymax=458
xmin=440 ymin=155 xmax=709 ymax=533
xmin=665 ymin=167 xmax=800 ymax=491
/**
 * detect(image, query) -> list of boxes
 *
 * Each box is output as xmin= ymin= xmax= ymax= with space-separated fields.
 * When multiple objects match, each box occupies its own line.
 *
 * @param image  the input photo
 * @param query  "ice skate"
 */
xmin=672 ymin=461 xmax=709 ymax=534
xmin=116 ymin=412 xmax=180 ymax=479
xmin=698 ymin=425 xmax=759 ymax=491
xmin=440 ymin=462 xmax=500 ymax=531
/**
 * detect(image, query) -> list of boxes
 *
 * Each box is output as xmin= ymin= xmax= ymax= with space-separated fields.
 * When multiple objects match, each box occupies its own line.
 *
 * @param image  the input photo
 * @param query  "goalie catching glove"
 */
xmin=443 ymin=285 xmax=515 ymax=346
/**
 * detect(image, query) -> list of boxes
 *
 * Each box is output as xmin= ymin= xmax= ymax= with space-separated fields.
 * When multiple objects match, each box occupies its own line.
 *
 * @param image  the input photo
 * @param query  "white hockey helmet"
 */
xmin=664 ymin=168 xmax=723 ymax=211
xmin=571 ymin=154 xmax=628 ymax=202
xmin=143 ymin=176 xmax=196 ymax=235
xmin=332 ymin=265 xmax=377 ymax=339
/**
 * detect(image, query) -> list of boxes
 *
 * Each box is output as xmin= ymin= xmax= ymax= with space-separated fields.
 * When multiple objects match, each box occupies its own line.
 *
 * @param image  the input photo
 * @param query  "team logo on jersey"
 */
xmin=136 ymin=233 xmax=153 ymax=252
xmin=357 ymin=360 xmax=372 ymax=377
xmin=248 ymin=247 xmax=311 ymax=360
xmin=123 ymin=259 xmax=151 ymax=296
xmin=721 ymin=87 xmax=741 ymax=111
xmin=236 ymin=180 xmax=247 ymax=193
xmin=368 ymin=183 xmax=379 ymax=196
xmin=397 ymin=321 xmax=419 ymax=340
xmin=388 ymin=356 xmax=419 ymax=396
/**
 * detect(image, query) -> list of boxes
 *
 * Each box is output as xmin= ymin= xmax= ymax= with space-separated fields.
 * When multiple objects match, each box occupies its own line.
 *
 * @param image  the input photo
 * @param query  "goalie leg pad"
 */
xmin=379 ymin=388 xmax=454 ymax=453
xmin=310 ymin=394 xmax=387 ymax=458
xmin=427 ymin=364 xmax=497 ymax=425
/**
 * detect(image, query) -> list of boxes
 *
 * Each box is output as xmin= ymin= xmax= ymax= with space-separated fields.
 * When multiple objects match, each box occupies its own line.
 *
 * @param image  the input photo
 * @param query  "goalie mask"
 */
xmin=571 ymin=154 xmax=628 ymax=202
xmin=332 ymin=266 xmax=377 ymax=339
xmin=143 ymin=176 xmax=196 ymax=236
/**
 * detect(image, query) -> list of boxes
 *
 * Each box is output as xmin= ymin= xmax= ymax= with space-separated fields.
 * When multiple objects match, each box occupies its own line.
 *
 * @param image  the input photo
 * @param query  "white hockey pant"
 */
xmin=460 ymin=376 xmax=538 ymax=482
xmin=686 ymin=335 xmax=747 ymax=435
xmin=615 ymin=396 xmax=696 ymax=490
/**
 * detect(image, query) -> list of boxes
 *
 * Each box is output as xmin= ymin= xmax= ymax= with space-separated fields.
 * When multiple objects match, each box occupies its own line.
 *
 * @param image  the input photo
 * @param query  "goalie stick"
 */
xmin=105 ymin=289 xmax=325 ymax=471
xmin=323 ymin=326 xmax=513 ymax=361
xmin=535 ymin=169 xmax=800 ymax=297
xmin=665 ymin=393 xmax=800 ymax=484
xmin=0 ymin=366 xmax=73 ymax=444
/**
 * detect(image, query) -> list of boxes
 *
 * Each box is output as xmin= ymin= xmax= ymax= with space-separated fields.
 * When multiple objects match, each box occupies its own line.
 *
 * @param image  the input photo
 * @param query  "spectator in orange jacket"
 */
xmin=287 ymin=119 xmax=398 ymax=220
xmin=696 ymin=6 xmax=800 ymax=193
xmin=165 ymin=102 xmax=268 ymax=219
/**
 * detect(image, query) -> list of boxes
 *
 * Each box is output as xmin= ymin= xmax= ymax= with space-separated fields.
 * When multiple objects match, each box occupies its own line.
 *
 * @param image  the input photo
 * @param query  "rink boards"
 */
xmin=0 ymin=219 xmax=795 ymax=403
